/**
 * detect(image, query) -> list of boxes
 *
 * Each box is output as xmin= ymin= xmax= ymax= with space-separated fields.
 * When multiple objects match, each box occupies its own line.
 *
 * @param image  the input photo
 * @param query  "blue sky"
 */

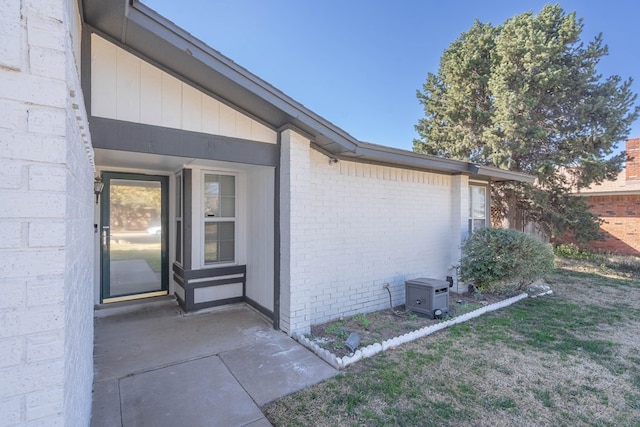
xmin=144 ymin=1 xmax=640 ymax=154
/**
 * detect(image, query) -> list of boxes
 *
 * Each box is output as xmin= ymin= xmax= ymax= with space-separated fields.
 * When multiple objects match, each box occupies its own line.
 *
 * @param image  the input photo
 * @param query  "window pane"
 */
xmin=218 ymin=222 xmax=234 ymax=240
xmin=204 ymin=223 xmax=219 ymax=263
xmin=204 ymin=222 xmax=235 ymax=264
xmin=219 ymin=175 xmax=235 ymax=196
xmin=473 ymin=218 xmax=486 ymax=231
xmin=218 ymin=222 xmax=235 ymax=263
xmin=204 ymin=174 xmax=235 ymax=218
xmin=220 ymin=196 xmax=235 ymax=217
xmin=470 ymin=186 xmax=486 ymax=219
xmin=204 ymin=175 xmax=220 ymax=218
xmin=219 ymin=240 xmax=234 ymax=262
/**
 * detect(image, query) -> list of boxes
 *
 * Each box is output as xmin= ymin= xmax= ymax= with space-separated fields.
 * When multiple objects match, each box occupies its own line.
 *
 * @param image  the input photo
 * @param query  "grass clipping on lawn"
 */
xmin=264 ymin=258 xmax=640 ymax=427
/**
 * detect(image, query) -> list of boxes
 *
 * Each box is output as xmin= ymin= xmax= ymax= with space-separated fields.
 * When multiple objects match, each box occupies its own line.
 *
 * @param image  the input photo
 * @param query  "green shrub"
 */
xmin=554 ymin=243 xmax=595 ymax=260
xmin=461 ymin=228 xmax=554 ymax=293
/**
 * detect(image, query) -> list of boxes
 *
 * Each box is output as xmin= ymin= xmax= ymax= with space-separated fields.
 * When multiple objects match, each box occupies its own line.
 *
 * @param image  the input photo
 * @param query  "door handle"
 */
xmin=102 ymin=226 xmax=109 ymax=248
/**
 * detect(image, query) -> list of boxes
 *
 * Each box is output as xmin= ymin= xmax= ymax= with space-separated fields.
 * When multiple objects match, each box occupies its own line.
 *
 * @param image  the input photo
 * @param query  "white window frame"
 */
xmin=201 ymin=170 xmax=238 ymax=267
xmin=469 ymin=183 xmax=489 ymax=234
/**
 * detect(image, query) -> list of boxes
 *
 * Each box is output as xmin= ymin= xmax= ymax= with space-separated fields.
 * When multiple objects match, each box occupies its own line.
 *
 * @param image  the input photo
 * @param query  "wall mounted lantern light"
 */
xmin=94 ymin=176 xmax=104 ymax=204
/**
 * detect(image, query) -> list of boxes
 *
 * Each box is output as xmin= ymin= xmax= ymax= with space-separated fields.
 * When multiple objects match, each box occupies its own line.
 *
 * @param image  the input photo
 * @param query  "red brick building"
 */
xmin=575 ymin=138 xmax=640 ymax=256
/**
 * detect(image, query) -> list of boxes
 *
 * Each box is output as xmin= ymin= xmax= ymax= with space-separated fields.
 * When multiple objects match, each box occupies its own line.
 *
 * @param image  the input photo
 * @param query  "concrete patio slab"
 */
xmin=220 ymin=333 xmax=338 ymax=406
xmin=119 ymin=355 xmax=265 ymax=427
xmin=91 ymin=379 xmax=121 ymax=427
xmin=91 ymin=299 xmax=339 ymax=427
xmin=93 ymin=301 xmax=280 ymax=381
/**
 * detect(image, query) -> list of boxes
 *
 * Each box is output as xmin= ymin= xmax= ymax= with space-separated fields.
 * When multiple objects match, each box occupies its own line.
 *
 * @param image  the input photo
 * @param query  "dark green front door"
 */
xmin=100 ymin=172 xmax=169 ymax=303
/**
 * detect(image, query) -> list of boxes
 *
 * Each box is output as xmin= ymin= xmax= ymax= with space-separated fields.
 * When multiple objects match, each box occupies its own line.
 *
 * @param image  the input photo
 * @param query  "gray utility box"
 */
xmin=405 ymin=278 xmax=449 ymax=319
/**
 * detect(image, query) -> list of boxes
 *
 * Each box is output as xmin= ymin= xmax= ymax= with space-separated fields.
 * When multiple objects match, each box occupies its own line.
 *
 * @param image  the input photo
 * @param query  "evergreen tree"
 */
xmin=414 ymin=4 xmax=638 ymax=241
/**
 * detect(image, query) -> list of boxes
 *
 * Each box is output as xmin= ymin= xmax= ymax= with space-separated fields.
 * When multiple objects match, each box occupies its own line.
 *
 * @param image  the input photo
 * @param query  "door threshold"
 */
xmin=95 ymin=294 xmax=176 ymax=318
xmin=103 ymin=290 xmax=168 ymax=304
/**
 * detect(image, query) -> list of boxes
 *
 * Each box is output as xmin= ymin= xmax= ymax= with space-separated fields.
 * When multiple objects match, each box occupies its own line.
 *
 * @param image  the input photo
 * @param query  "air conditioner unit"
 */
xmin=405 ymin=278 xmax=449 ymax=319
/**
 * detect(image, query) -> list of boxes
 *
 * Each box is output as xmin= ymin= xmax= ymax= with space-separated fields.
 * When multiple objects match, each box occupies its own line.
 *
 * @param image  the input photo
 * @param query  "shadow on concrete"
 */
xmin=91 ymin=299 xmax=338 ymax=427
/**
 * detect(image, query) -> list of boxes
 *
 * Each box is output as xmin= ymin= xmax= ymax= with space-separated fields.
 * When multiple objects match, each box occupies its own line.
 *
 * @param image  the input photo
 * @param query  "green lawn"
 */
xmin=264 ymin=257 xmax=640 ymax=426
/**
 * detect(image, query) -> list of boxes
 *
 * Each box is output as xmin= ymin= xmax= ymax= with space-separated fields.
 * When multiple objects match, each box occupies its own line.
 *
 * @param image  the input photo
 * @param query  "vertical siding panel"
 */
xmin=250 ymin=121 xmax=264 ymax=143
xmin=251 ymin=121 xmax=277 ymax=144
xmin=219 ymin=103 xmax=236 ymax=137
xmin=115 ymin=48 xmax=140 ymax=122
xmin=139 ymin=61 xmax=162 ymax=126
xmin=91 ymin=35 xmax=285 ymax=144
xmin=201 ymin=95 xmax=220 ymax=134
xmin=181 ymin=83 xmax=202 ymax=132
xmin=235 ymin=112 xmax=252 ymax=140
xmin=90 ymin=35 xmax=117 ymax=118
xmin=160 ymin=73 xmax=182 ymax=129
xmin=245 ymin=168 xmax=275 ymax=311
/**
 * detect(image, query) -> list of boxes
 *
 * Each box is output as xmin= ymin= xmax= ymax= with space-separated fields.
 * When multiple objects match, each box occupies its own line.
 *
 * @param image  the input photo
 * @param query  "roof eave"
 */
xmin=81 ymin=0 xmax=534 ymax=184
xmin=340 ymin=144 xmax=534 ymax=182
xmin=82 ymin=0 xmax=360 ymax=153
xmin=575 ymin=189 xmax=640 ymax=197
xmin=469 ymin=165 xmax=536 ymax=183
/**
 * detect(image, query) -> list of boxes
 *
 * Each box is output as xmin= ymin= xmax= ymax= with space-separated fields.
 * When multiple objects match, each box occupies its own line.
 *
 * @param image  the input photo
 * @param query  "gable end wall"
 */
xmin=90 ymin=34 xmax=278 ymax=145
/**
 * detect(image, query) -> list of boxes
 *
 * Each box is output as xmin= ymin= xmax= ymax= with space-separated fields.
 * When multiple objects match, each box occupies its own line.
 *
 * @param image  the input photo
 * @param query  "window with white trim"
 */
xmin=203 ymin=173 xmax=236 ymax=264
xmin=469 ymin=184 xmax=487 ymax=234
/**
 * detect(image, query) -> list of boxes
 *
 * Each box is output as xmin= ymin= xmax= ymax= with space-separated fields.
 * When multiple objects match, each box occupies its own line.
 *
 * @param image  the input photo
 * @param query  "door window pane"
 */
xmin=108 ymin=179 xmax=163 ymax=296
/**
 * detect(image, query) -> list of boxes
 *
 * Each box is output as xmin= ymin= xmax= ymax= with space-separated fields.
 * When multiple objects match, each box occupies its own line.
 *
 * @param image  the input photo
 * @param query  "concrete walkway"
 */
xmin=91 ymin=298 xmax=338 ymax=426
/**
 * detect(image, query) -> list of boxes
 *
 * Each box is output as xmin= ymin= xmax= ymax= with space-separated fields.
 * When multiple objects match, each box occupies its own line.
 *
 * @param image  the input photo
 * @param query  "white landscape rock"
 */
xmin=527 ymin=283 xmax=554 ymax=298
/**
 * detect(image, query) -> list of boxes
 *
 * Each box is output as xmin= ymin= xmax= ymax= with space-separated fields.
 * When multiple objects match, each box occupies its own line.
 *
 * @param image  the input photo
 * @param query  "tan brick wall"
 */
xmin=584 ymin=194 xmax=640 ymax=256
xmin=626 ymin=137 xmax=640 ymax=181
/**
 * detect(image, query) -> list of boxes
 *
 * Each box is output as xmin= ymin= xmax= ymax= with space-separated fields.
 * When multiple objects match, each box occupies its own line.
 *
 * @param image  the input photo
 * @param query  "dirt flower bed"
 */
xmin=308 ymin=290 xmax=509 ymax=358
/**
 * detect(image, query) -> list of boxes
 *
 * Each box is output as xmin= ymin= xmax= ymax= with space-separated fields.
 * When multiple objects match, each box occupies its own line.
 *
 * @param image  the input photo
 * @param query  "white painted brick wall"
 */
xmin=279 ymin=138 xmax=473 ymax=332
xmin=0 ymin=221 xmax=23 ymax=248
xmin=279 ymin=129 xmax=312 ymax=334
xmin=0 ymin=0 xmax=94 ymax=426
xmin=303 ymin=149 xmax=465 ymax=326
xmin=0 ymin=99 xmax=28 ymax=131
xmin=450 ymin=175 xmax=470 ymax=269
xmin=0 ymin=0 xmax=22 ymax=71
